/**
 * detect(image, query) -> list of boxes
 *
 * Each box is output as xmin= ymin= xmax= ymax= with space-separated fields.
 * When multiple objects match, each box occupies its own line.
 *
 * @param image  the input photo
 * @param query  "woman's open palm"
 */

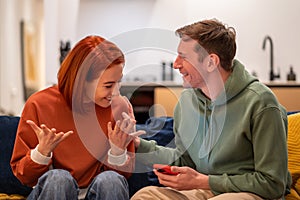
xmin=26 ymin=120 xmax=73 ymax=156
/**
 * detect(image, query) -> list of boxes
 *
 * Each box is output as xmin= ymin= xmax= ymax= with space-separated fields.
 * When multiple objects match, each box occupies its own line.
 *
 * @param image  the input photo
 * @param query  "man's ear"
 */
xmin=207 ymin=53 xmax=220 ymax=72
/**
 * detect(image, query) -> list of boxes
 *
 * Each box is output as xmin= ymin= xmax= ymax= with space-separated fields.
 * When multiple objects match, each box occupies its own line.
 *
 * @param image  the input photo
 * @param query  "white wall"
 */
xmin=0 ymin=0 xmax=44 ymax=115
xmin=44 ymin=0 xmax=80 ymax=86
xmin=0 ymin=0 xmax=79 ymax=115
xmin=1 ymin=0 xmax=300 ymax=115
xmin=0 ymin=0 xmax=24 ymax=115
xmin=77 ymin=0 xmax=300 ymax=83
xmin=76 ymin=0 xmax=190 ymax=83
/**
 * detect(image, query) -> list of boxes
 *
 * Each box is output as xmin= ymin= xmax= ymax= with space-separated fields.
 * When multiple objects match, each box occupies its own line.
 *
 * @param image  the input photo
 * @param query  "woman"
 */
xmin=10 ymin=35 xmax=144 ymax=200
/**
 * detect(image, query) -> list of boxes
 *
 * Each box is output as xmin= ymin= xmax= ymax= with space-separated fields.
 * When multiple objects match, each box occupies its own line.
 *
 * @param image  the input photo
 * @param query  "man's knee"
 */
xmin=131 ymin=186 xmax=160 ymax=200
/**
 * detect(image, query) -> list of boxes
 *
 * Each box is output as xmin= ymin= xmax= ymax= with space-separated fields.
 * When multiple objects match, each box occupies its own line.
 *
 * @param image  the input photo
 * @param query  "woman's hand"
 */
xmin=26 ymin=120 xmax=73 ymax=156
xmin=153 ymin=164 xmax=210 ymax=191
xmin=107 ymin=112 xmax=145 ymax=155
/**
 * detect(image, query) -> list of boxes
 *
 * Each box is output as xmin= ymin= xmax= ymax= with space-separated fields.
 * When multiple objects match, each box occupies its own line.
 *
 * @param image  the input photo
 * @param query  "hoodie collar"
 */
xmin=196 ymin=59 xmax=258 ymax=106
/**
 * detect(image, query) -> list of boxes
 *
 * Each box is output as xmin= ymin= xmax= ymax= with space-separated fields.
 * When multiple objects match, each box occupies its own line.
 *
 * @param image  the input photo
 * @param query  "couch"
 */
xmin=0 ymin=116 xmax=174 ymax=199
xmin=285 ymin=113 xmax=300 ymax=200
xmin=0 ymin=116 xmax=32 ymax=199
xmin=0 ymin=114 xmax=299 ymax=199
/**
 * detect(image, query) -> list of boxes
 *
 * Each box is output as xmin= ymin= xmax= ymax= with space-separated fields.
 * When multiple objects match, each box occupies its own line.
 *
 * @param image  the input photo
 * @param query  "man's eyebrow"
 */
xmin=178 ymin=52 xmax=186 ymax=57
xmin=181 ymin=35 xmax=192 ymax=42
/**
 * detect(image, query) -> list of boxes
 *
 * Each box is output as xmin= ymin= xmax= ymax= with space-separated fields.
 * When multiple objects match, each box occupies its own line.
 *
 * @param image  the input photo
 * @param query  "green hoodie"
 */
xmin=136 ymin=60 xmax=292 ymax=199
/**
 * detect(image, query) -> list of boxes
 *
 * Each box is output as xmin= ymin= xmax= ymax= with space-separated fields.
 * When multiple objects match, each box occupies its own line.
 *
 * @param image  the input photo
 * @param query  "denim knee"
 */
xmin=39 ymin=169 xmax=76 ymax=187
xmin=27 ymin=169 xmax=79 ymax=200
xmin=86 ymin=171 xmax=129 ymax=200
xmin=95 ymin=171 xmax=127 ymax=186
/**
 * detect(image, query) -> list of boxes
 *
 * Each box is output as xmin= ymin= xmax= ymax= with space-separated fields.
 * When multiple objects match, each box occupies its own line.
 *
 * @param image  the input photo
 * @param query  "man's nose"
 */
xmin=173 ymin=56 xmax=182 ymax=69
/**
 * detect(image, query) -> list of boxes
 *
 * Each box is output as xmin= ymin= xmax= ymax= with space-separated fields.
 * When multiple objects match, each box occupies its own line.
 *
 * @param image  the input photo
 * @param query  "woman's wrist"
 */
xmin=110 ymin=143 xmax=126 ymax=156
xmin=31 ymin=144 xmax=52 ymax=165
xmin=107 ymin=148 xmax=128 ymax=166
xmin=37 ymin=144 xmax=51 ymax=157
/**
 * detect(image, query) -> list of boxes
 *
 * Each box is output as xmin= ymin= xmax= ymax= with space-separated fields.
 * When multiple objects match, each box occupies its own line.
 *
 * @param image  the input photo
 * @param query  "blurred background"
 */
xmin=1 ymin=0 xmax=300 ymax=116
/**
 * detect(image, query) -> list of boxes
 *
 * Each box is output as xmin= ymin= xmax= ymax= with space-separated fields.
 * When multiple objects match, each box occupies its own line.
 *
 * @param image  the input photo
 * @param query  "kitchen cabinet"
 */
xmin=120 ymin=84 xmax=155 ymax=124
xmin=154 ymin=84 xmax=300 ymax=116
xmin=120 ymin=82 xmax=182 ymax=123
xmin=120 ymin=82 xmax=300 ymax=121
xmin=266 ymin=83 xmax=300 ymax=112
xmin=154 ymin=87 xmax=182 ymax=117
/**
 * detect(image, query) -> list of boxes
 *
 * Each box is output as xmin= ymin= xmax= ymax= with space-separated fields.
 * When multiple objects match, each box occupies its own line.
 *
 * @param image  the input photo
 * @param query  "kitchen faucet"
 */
xmin=262 ymin=35 xmax=280 ymax=81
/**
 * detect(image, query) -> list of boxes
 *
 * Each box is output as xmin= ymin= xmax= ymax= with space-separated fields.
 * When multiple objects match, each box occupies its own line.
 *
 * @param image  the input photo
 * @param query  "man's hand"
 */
xmin=26 ymin=120 xmax=73 ymax=156
xmin=153 ymin=164 xmax=210 ymax=191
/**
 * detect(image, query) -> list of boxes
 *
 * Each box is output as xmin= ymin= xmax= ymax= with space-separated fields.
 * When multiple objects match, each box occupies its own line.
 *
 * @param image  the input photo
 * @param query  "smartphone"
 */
xmin=156 ymin=165 xmax=179 ymax=175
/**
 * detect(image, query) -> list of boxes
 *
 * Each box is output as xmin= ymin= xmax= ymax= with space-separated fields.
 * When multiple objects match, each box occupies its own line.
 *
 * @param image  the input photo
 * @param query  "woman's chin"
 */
xmin=96 ymin=101 xmax=112 ymax=108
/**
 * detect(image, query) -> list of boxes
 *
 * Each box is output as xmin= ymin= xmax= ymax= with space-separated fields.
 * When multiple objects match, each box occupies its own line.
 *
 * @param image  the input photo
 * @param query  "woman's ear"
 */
xmin=207 ymin=53 xmax=220 ymax=72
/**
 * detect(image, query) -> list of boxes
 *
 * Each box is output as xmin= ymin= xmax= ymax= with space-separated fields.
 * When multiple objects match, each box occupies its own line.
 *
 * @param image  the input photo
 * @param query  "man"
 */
xmin=131 ymin=19 xmax=291 ymax=200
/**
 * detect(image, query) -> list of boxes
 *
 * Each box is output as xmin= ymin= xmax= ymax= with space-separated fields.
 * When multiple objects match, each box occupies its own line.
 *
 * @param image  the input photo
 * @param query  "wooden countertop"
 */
xmin=121 ymin=81 xmax=300 ymax=88
xmin=264 ymin=82 xmax=300 ymax=87
xmin=121 ymin=81 xmax=182 ymax=88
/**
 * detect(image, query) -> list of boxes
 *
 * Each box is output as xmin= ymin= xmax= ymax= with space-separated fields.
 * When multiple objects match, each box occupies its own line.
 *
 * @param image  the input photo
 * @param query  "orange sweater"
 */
xmin=10 ymin=86 xmax=135 ymax=188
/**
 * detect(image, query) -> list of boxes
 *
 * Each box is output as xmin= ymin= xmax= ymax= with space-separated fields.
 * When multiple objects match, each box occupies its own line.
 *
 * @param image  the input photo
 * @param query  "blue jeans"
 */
xmin=27 ymin=169 xmax=129 ymax=200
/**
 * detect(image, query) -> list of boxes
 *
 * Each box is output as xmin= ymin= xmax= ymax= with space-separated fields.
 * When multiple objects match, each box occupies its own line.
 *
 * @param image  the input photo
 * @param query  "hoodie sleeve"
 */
xmin=136 ymin=99 xmax=196 ymax=168
xmin=209 ymin=106 xmax=290 ymax=199
xmin=135 ymin=89 xmax=201 ymax=168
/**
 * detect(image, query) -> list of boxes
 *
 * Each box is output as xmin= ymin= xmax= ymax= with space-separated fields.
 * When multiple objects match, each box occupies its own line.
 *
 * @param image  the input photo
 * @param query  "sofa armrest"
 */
xmin=0 ymin=116 xmax=32 ymax=196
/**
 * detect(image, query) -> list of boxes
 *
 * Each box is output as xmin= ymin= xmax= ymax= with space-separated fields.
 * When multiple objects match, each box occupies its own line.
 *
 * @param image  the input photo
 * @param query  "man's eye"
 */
xmin=180 ymin=55 xmax=186 ymax=60
xmin=104 ymin=85 xmax=113 ymax=88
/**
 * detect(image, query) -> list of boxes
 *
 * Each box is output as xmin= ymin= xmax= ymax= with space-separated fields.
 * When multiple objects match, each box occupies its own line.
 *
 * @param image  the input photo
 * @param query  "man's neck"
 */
xmin=201 ymin=68 xmax=231 ymax=101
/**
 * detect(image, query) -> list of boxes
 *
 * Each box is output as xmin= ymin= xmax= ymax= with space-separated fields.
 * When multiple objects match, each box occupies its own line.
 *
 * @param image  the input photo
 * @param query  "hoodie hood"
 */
xmin=193 ymin=59 xmax=258 ymax=107
xmin=223 ymin=60 xmax=258 ymax=102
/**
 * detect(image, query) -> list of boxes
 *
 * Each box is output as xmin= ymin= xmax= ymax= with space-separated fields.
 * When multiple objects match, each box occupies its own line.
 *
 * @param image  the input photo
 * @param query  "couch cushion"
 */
xmin=0 ymin=193 xmax=26 ymax=199
xmin=285 ymin=113 xmax=300 ymax=200
xmin=128 ymin=117 xmax=175 ymax=197
xmin=0 ymin=116 xmax=32 ymax=196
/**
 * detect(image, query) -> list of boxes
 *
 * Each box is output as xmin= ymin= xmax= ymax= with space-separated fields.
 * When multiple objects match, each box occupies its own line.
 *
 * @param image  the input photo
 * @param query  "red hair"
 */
xmin=57 ymin=35 xmax=125 ymax=113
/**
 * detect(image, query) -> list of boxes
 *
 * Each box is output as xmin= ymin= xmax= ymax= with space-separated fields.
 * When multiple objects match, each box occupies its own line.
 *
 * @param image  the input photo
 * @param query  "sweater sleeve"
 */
xmin=209 ymin=107 xmax=291 ymax=199
xmin=10 ymin=101 xmax=52 ymax=187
